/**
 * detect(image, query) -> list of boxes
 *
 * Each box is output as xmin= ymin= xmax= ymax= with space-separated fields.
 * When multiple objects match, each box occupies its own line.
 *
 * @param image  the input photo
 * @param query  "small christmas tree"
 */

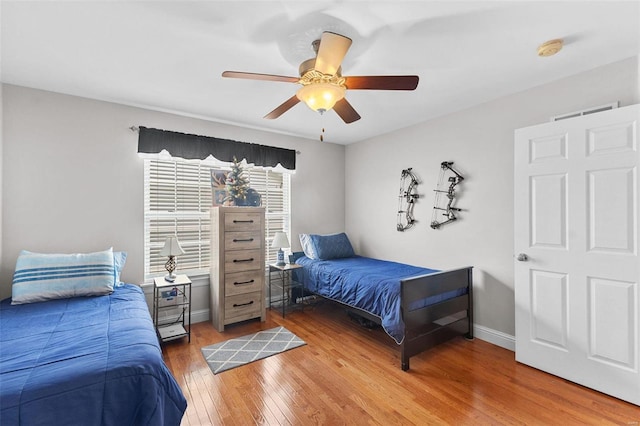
xmin=224 ymin=157 xmax=250 ymax=205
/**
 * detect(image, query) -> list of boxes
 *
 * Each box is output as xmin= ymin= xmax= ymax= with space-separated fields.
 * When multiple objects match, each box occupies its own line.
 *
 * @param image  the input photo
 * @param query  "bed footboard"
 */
xmin=400 ymin=266 xmax=473 ymax=371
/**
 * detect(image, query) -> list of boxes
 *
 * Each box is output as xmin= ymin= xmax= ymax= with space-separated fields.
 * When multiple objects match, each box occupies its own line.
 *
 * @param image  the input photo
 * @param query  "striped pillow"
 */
xmin=11 ymin=248 xmax=115 ymax=305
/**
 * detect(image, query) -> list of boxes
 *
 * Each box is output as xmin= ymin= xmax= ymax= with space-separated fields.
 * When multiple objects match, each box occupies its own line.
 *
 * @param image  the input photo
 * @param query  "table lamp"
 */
xmin=271 ymin=232 xmax=290 ymax=266
xmin=160 ymin=236 xmax=185 ymax=282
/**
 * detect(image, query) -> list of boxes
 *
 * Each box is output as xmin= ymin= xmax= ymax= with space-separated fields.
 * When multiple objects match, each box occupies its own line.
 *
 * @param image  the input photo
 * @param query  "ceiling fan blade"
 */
xmin=315 ymin=32 xmax=352 ymax=76
xmin=333 ymin=98 xmax=361 ymax=124
xmin=222 ymin=71 xmax=300 ymax=84
xmin=344 ymin=75 xmax=419 ymax=90
xmin=264 ymin=95 xmax=300 ymax=119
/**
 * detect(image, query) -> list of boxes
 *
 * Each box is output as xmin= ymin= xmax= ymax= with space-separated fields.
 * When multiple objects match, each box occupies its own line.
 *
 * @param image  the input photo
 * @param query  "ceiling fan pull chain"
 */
xmin=319 ymin=112 xmax=326 ymax=142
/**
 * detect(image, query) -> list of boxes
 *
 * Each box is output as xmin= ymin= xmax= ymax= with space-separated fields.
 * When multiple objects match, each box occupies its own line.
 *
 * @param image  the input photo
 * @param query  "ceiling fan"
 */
xmin=222 ymin=31 xmax=419 ymax=124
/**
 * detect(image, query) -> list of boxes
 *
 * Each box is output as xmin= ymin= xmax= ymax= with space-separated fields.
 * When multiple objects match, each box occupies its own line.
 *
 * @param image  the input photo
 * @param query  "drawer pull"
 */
xmin=233 ymin=238 xmax=254 ymax=243
xmin=233 ymin=220 xmax=254 ymax=224
xmin=233 ymin=300 xmax=254 ymax=308
xmin=233 ymin=258 xmax=254 ymax=263
xmin=234 ymin=279 xmax=255 ymax=285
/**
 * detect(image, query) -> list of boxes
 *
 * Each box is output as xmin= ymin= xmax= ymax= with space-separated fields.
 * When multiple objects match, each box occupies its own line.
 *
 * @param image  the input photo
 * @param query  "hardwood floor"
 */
xmin=162 ymin=302 xmax=640 ymax=425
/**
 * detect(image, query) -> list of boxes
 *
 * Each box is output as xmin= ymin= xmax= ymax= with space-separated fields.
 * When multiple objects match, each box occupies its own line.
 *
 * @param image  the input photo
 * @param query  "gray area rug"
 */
xmin=201 ymin=326 xmax=306 ymax=374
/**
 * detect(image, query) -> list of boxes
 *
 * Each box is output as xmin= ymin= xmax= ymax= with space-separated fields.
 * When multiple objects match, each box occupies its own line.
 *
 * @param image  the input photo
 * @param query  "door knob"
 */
xmin=516 ymin=253 xmax=529 ymax=262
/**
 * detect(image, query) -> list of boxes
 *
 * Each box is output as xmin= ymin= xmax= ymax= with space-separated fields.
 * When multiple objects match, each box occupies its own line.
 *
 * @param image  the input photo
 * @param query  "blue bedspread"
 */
xmin=296 ymin=256 xmax=465 ymax=344
xmin=0 ymin=284 xmax=186 ymax=426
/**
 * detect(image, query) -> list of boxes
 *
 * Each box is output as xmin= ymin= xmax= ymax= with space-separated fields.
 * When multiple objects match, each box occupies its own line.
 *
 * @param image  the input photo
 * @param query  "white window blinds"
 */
xmin=246 ymin=168 xmax=291 ymax=265
xmin=144 ymin=158 xmax=291 ymax=280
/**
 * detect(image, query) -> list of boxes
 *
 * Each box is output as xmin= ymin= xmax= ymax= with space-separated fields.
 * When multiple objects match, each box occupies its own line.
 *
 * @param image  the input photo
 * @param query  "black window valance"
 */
xmin=137 ymin=126 xmax=296 ymax=170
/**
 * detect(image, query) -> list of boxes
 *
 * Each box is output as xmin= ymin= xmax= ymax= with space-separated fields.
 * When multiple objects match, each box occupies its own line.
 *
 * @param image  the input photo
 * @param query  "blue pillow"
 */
xmin=11 ymin=248 xmax=116 ymax=305
xmin=114 ymin=251 xmax=127 ymax=287
xmin=299 ymin=234 xmax=318 ymax=260
xmin=308 ymin=233 xmax=355 ymax=260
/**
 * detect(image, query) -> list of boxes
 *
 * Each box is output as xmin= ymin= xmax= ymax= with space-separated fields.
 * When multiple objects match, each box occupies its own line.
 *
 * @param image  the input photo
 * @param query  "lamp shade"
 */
xmin=160 ymin=236 xmax=185 ymax=257
xmin=271 ymin=232 xmax=290 ymax=249
xmin=296 ymin=83 xmax=346 ymax=113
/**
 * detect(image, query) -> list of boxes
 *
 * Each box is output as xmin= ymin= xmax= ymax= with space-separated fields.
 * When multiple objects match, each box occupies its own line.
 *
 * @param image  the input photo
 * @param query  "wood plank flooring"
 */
xmin=162 ymin=301 xmax=640 ymax=425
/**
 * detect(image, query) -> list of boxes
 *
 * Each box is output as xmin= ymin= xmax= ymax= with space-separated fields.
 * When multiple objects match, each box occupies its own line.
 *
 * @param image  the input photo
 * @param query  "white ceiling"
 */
xmin=1 ymin=1 xmax=639 ymax=144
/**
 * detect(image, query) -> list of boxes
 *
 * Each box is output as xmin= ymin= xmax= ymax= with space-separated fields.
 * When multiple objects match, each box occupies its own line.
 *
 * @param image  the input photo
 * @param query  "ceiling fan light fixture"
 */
xmin=296 ymin=82 xmax=346 ymax=113
xmin=222 ymin=31 xmax=416 ymax=123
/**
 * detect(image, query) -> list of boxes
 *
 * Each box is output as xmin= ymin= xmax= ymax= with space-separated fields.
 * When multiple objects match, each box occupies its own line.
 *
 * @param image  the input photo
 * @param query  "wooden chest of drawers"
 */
xmin=210 ymin=206 xmax=265 ymax=332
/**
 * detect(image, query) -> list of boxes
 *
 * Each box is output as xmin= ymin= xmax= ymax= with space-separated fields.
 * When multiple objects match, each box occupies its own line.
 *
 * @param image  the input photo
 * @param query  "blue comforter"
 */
xmin=296 ymin=256 xmax=464 ymax=344
xmin=0 ymin=284 xmax=186 ymax=426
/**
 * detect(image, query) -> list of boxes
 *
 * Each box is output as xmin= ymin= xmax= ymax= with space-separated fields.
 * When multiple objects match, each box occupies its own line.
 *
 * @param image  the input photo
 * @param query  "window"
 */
xmin=144 ymin=158 xmax=291 ymax=280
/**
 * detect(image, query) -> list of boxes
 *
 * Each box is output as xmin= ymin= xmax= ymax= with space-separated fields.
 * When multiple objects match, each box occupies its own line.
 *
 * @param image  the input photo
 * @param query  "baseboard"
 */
xmin=188 ymin=314 xmax=515 ymax=348
xmin=192 ymin=309 xmax=210 ymax=324
xmin=473 ymin=324 xmax=515 ymax=352
xmin=143 ymin=278 xmax=514 ymax=349
xmin=159 ymin=309 xmax=513 ymax=349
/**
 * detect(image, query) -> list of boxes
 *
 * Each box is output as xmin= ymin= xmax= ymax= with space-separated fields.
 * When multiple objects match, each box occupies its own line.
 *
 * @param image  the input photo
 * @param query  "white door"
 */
xmin=515 ymin=104 xmax=640 ymax=405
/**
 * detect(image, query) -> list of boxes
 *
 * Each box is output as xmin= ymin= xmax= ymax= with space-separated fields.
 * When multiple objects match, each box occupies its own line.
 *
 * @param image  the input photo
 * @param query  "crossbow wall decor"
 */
xmin=397 ymin=168 xmax=419 ymax=231
xmin=430 ymin=161 xmax=465 ymax=229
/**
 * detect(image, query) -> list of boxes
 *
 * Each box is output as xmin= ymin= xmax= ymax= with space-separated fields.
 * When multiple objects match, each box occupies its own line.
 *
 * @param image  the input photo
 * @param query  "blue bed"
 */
xmin=296 ymin=255 xmax=468 ymax=344
xmin=0 ymin=284 xmax=187 ymax=425
xmin=293 ymin=245 xmax=473 ymax=370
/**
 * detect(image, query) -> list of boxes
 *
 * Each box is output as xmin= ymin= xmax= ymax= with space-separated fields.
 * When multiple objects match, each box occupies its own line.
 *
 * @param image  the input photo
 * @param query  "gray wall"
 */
xmin=345 ymin=57 xmax=639 ymax=344
xmin=1 ymin=85 xmax=345 ymax=308
xmin=2 ymin=58 xmax=637 ymax=340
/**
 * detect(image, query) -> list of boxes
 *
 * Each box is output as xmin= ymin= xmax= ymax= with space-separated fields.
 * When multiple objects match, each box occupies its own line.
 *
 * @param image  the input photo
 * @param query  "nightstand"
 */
xmin=153 ymin=274 xmax=191 ymax=343
xmin=268 ymin=263 xmax=303 ymax=317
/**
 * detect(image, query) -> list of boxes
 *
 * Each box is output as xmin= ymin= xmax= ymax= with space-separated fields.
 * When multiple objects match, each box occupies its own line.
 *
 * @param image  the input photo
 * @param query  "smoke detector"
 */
xmin=537 ymin=39 xmax=563 ymax=57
